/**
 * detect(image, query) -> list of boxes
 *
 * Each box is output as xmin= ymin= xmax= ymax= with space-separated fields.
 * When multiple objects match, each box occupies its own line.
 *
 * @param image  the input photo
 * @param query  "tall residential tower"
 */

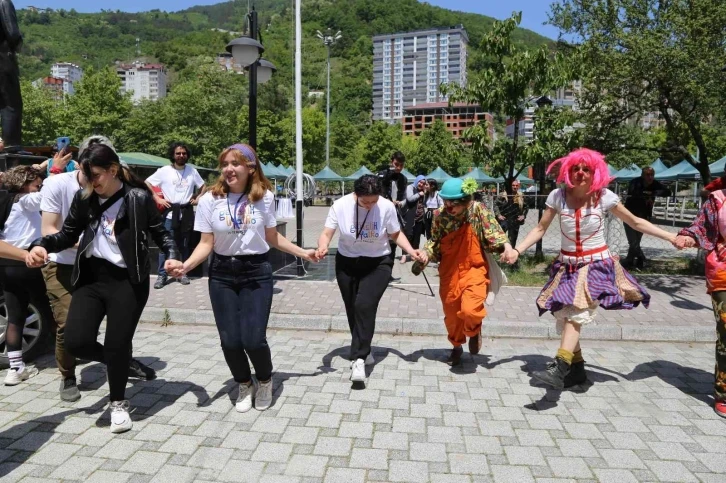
xmin=372 ymin=26 xmax=469 ymax=122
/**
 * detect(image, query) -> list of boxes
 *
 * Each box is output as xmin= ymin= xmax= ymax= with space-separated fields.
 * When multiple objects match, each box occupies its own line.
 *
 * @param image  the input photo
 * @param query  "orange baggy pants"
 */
xmin=438 ymin=223 xmax=489 ymax=347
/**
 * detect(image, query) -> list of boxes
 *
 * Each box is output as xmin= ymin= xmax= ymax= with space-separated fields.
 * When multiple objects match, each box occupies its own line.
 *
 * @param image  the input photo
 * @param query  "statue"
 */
xmin=0 ymin=0 xmax=22 ymax=153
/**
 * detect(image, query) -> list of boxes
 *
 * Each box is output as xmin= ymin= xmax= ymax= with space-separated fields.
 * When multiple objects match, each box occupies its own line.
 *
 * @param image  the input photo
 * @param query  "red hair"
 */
xmin=546 ymin=148 xmax=613 ymax=194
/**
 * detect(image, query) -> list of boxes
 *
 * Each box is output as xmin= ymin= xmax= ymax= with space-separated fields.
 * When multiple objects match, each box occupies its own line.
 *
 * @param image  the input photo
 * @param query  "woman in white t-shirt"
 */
xmin=315 ymin=175 xmax=425 ymax=385
xmin=503 ymin=148 xmax=679 ymax=390
xmin=0 ymin=166 xmax=55 ymax=386
xmin=174 ymin=144 xmax=317 ymax=413
xmin=424 ymin=178 xmax=443 ymax=240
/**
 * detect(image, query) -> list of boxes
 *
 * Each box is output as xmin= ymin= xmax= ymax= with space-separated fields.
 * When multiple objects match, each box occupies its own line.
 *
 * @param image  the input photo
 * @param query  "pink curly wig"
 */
xmin=546 ymin=148 xmax=613 ymax=194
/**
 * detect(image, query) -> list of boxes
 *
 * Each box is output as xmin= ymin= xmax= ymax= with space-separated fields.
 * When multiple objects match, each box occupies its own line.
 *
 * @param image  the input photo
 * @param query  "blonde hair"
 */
xmin=211 ymin=145 xmax=272 ymax=202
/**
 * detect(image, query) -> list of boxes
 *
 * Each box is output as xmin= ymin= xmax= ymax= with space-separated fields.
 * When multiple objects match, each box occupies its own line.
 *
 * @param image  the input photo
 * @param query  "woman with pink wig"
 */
xmin=502 ymin=148 xmax=679 ymax=389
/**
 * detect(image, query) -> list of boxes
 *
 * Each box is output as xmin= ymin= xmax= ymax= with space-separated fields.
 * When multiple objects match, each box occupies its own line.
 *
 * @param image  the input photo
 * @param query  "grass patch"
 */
xmin=503 ymin=255 xmax=695 ymax=287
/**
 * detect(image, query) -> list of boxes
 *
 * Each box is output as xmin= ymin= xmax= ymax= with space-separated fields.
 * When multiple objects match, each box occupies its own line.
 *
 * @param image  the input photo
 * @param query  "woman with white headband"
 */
xmin=172 ymin=144 xmax=317 ymax=412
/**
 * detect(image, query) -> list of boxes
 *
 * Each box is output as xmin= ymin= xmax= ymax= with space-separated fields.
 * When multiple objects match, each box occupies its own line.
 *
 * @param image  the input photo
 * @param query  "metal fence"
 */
xmin=480 ymin=195 xmax=699 ymax=260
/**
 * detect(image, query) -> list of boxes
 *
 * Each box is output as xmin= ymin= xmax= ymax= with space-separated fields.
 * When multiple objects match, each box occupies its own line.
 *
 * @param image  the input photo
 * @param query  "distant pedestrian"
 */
xmin=377 ymin=151 xmax=407 ymax=281
xmin=316 ymin=175 xmax=425 ymax=384
xmin=494 ymin=179 xmax=528 ymax=251
xmin=503 ymin=148 xmax=679 ymax=389
xmin=27 ymin=143 xmax=181 ymax=433
xmin=623 ymin=167 xmax=671 ymax=269
xmin=172 ymin=144 xmax=317 ymax=412
xmin=146 ymin=142 xmax=206 ymax=288
xmin=401 ymin=175 xmax=428 ymax=262
xmin=0 ymin=166 xmax=55 ymax=386
xmin=424 ymin=178 xmax=443 ymax=240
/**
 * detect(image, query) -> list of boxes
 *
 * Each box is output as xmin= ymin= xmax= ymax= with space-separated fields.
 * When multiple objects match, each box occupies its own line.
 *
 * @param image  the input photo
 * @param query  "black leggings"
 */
xmin=335 ymin=253 xmax=393 ymax=360
xmin=0 ymin=261 xmax=55 ymax=353
xmin=64 ymin=257 xmax=149 ymax=401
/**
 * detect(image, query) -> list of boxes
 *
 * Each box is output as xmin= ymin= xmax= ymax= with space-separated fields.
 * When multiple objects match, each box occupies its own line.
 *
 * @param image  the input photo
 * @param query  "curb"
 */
xmin=140 ymin=307 xmax=715 ymax=343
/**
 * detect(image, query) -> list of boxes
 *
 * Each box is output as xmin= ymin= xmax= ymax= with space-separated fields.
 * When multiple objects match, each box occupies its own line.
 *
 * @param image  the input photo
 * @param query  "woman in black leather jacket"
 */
xmin=27 ymin=143 xmax=181 ymax=434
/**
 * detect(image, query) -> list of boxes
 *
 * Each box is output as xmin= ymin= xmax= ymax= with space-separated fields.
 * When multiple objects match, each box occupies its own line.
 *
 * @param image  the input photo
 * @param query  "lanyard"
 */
xmin=176 ymin=166 xmax=187 ymax=183
xmin=355 ymin=201 xmax=370 ymax=240
xmin=227 ymin=193 xmax=245 ymax=230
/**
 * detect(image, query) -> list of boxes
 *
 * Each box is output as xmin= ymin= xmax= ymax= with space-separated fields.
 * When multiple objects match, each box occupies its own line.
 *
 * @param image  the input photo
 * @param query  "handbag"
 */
xmin=150 ymin=185 xmax=167 ymax=213
xmin=484 ymin=251 xmax=508 ymax=306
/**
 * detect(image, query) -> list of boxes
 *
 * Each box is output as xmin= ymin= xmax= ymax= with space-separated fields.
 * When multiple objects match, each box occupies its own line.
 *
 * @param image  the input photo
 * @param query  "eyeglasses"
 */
xmin=443 ymin=199 xmax=466 ymax=207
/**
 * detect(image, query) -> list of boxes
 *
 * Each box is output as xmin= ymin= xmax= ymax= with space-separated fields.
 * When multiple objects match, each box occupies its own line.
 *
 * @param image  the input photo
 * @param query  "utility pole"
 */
xmin=316 ymin=30 xmax=342 ymax=167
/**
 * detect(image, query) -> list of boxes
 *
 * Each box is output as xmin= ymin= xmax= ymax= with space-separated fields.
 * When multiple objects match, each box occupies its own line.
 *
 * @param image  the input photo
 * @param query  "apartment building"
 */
xmin=372 ymin=25 xmax=469 ymax=122
xmin=116 ymin=62 xmax=168 ymax=103
xmin=50 ymin=62 xmax=83 ymax=96
xmin=402 ymin=102 xmax=492 ymax=141
xmin=32 ymin=76 xmax=65 ymax=101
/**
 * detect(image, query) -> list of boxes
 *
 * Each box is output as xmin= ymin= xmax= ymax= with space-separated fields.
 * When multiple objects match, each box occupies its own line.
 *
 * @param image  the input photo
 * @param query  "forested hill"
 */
xmin=17 ymin=0 xmax=552 ymax=83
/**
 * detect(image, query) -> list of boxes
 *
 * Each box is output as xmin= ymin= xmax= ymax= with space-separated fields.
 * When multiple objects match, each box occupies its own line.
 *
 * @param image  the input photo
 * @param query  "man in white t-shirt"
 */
xmin=146 ymin=142 xmax=206 ymax=288
xmin=41 ymin=135 xmax=157 ymax=402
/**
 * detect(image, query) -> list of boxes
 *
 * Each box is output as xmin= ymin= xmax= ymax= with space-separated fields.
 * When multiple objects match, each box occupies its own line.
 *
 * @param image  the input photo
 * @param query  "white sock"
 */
xmin=8 ymin=351 xmax=24 ymax=372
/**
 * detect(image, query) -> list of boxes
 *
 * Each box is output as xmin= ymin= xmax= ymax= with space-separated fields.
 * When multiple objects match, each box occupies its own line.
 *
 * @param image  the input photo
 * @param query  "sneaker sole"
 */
xmin=110 ymin=423 xmax=132 ymax=434
xmin=60 ymin=391 xmax=82 ymax=402
xmin=532 ymin=373 xmax=565 ymax=390
xmin=4 ymin=368 xmax=39 ymax=386
xmin=235 ymin=403 xmax=253 ymax=413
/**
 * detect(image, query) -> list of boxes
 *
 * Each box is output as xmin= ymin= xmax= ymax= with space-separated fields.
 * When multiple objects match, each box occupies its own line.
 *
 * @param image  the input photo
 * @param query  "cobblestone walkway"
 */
xmin=0 ymin=326 xmax=724 ymax=482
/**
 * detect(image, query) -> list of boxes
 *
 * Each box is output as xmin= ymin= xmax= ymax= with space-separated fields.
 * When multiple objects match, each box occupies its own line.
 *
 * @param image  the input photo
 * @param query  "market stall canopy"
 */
xmin=650 ymin=158 xmax=668 ymax=174
xmin=707 ymin=155 xmax=726 ymax=177
xmin=655 ymin=159 xmax=700 ymax=181
xmin=118 ymin=152 xmax=215 ymax=172
xmin=426 ymin=166 xmax=452 ymax=183
xmin=459 ymin=167 xmax=499 ymax=183
xmin=613 ymin=164 xmax=642 ymax=182
xmin=401 ymin=168 xmax=416 ymax=182
xmin=344 ymin=166 xmax=373 ymax=181
xmin=313 ymin=166 xmax=344 ymax=181
xmin=262 ymin=163 xmax=288 ymax=180
xmin=607 ymin=164 xmax=618 ymax=176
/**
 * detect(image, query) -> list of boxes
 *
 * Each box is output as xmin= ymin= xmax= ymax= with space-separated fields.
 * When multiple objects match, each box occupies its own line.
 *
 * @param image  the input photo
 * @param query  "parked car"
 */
xmin=0 ymin=291 xmax=52 ymax=368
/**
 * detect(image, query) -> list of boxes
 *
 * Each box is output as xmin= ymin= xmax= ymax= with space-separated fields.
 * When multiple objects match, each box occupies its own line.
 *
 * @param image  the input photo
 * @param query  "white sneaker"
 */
xmin=4 ymin=366 xmax=38 ymax=386
xmin=235 ymin=382 xmax=256 ymax=413
xmin=365 ymin=353 xmax=375 ymax=366
xmin=109 ymin=400 xmax=133 ymax=434
xmin=255 ymin=379 xmax=273 ymax=411
xmin=350 ymin=359 xmax=366 ymax=383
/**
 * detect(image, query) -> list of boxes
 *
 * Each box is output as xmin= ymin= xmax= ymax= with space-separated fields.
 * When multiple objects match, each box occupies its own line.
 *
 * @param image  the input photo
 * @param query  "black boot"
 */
xmin=446 ymin=346 xmax=463 ymax=366
xmin=564 ymin=361 xmax=587 ymax=388
xmin=533 ymin=357 xmax=570 ymax=389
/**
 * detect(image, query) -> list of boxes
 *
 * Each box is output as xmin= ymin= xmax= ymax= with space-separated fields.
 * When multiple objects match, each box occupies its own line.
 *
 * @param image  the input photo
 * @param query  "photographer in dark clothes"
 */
xmin=623 ymin=166 xmax=671 ymax=269
xmin=377 ymin=151 xmax=407 ymax=281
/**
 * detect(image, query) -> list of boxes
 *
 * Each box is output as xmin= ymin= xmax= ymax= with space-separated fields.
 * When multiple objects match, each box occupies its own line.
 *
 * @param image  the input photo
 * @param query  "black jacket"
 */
xmin=0 ymin=0 xmax=22 ymax=53
xmin=378 ymin=169 xmax=407 ymax=203
xmin=624 ymin=177 xmax=671 ymax=219
xmin=30 ymin=184 xmax=180 ymax=288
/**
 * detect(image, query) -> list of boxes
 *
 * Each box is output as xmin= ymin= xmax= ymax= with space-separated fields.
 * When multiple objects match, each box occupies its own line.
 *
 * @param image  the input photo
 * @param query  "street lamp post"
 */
xmin=226 ymin=7 xmax=277 ymax=150
xmin=316 ymin=30 xmax=342 ymax=168
xmin=534 ymin=95 xmax=553 ymax=261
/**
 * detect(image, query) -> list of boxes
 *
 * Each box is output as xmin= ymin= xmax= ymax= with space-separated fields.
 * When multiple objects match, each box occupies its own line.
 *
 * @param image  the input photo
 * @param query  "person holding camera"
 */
xmin=377 ymin=151 xmax=407 ymax=279
xmin=424 ymin=178 xmax=443 ymax=240
xmin=494 ymin=180 xmax=528 ymax=268
xmin=400 ymin=175 xmax=428 ymax=263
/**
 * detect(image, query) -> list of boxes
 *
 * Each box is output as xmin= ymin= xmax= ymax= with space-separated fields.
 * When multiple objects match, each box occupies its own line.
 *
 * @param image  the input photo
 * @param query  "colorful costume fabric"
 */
xmin=537 ymin=188 xmax=650 ymax=331
xmin=678 ymin=188 xmax=726 ymax=402
xmin=425 ymin=202 xmax=508 ymax=346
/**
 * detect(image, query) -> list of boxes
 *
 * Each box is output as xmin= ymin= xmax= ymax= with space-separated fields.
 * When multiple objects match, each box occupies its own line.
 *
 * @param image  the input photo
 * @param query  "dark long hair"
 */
xmin=167 ymin=142 xmax=191 ymax=163
xmin=79 ymin=144 xmax=149 ymax=198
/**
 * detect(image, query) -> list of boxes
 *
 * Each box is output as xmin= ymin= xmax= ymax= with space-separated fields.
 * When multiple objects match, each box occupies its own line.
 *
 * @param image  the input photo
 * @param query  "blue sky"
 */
xmin=15 ymin=0 xmax=559 ymax=38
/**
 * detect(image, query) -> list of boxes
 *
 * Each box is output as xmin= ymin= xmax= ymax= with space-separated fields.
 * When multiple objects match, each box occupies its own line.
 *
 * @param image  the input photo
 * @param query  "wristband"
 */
xmin=50 ymin=166 xmax=63 ymax=174
xmin=513 ymin=248 xmax=520 ymax=255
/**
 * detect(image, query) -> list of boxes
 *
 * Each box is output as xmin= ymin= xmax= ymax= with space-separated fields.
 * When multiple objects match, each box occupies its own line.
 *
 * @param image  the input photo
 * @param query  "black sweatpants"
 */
xmin=64 ymin=257 xmax=149 ymax=402
xmin=335 ymin=252 xmax=393 ymax=361
xmin=0 ymin=261 xmax=55 ymax=353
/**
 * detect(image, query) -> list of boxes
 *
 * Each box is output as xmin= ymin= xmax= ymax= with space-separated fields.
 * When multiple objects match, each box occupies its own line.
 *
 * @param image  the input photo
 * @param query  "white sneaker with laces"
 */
xmin=255 ymin=379 xmax=273 ymax=411
xmin=4 ymin=366 xmax=39 ymax=386
xmin=350 ymin=359 xmax=366 ymax=383
xmin=235 ymin=382 xmax=256 ymax=413
xmin=109 ymin=400 xmax=133 ymax=434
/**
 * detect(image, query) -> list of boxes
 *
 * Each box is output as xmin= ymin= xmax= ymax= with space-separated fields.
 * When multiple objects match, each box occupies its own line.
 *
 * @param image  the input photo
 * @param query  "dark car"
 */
xmin=0 ymin=291 xmax=52 ymax=368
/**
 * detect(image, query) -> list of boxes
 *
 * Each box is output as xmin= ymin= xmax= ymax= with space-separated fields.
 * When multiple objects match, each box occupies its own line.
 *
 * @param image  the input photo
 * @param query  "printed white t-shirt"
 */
xmin=194 ymin=190 xmax=277 ymax=256
xmin=146 ymin=165 xmax=205 ymax=219
xmin=89 ymin=197 xmax=126 ymax=268
xmin=39 ymin=171 xmax=82 ymax=264
xmin=0 ymin=192 xmax=43 ymax=249
xmin=325 ymin=193 xmax=400 ymax=258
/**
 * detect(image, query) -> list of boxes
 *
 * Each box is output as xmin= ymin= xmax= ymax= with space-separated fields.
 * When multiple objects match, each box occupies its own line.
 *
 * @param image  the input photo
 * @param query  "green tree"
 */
xmin=413 ymin=120 xmax=461 ymax=176
xmin=20 ymin=81 xmax=60 ymax=146
xmin=550 ymin=0 xmax=726 ymax=181
xmin=442 ymin=12 xmax=572 ymax=191
xmin=352 ymin=121 xmax=402 ymax=172
xmin=59 ymin=67 xmax=133 ymax=144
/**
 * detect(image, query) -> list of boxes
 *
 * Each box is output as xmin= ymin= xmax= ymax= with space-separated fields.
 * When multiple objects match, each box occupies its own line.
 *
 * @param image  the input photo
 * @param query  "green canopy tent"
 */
xmin=607 ymin=164 xmax=619 ymax=176
xmin=401 ymin=168 xmax=416 ymax=182
xmin=344 ymin=166 xmax=374 ymax=182
xmin=650 ymin=158 xmax=669 ymax=174
xmin=426 ymin=167 xmax=452 ymax=183
xmin=613 ymin=164 xmax=642 ymax=183
xmin=459 ymin=167 xmax=499 ymax=184
xmin=118 ymin=152 xmax=214 ymax=173
xmin=313 ymin=165 xmax=346 ymax=196
xmin=708 ymin=155 xmax=726 ymax=177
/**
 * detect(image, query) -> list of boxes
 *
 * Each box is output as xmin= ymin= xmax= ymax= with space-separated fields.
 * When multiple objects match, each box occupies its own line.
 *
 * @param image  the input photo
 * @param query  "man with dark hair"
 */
xmin=623 ymin=166 xmax=671 ymax=269
xmin=0 ymin=0 xmax=23 ymax=152
xmin=146 ymin=142 xmax=206 ymax=288
xmin=378 ymin=151 xmax=407 ymax=280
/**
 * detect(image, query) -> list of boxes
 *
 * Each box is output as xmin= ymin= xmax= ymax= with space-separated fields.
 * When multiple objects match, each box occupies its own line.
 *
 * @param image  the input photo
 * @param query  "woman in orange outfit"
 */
xmin=419 ymin=178 xmax=516 ymax=365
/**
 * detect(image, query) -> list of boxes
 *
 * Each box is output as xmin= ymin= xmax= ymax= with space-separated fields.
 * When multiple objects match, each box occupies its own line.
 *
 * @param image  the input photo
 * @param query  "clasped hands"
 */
xmin=499 ymin=244 xmax=519 ymax=265
xmin=673 ymin=235 xmax=697 ymax=250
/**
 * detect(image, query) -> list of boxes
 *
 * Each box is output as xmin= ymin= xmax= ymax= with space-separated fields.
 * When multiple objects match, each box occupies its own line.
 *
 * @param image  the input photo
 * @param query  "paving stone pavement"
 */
xmin=1 ymin=325 xmax=724 ymax=482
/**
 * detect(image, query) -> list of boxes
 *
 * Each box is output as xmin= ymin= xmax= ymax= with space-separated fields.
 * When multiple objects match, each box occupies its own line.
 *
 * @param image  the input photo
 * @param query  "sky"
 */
xmin=15 ymin=0 xmax=559 ymax=39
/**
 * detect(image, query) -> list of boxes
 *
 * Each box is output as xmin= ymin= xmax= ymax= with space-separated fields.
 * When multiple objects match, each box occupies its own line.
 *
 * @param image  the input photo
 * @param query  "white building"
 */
xmin=116 ymin=62 xmax=168 ymax=103
xmin=50 ymin=62 xmax=83 ymax=96
xmin=372 ymin=25 xmax=469 ymax=122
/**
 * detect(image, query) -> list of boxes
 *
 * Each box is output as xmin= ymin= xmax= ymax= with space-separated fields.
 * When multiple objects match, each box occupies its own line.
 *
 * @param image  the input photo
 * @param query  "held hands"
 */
xmin=500 ymin=246 xmax=519 ymax=265
xmin=410 ymin=249 xmax=428 ymax=265
xmin=673 ymin=235 xmax=697 ymax=250
xmin=315 ymin=245 xmax=329 ymax=260
xmin=26 ymin=247 xmax=48 ymax=268
xmin=300 ymin=249 xmax=321 ymax=263
xmin=165 ymin=260 xmax=184 ymax=278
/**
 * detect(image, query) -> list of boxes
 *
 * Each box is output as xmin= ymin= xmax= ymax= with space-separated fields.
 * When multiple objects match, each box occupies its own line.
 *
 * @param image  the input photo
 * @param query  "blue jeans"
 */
xmin=158 ymin=218 xmax=191 ymax=276
xmin=208 ymin=253 xmax=274 ymax=383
